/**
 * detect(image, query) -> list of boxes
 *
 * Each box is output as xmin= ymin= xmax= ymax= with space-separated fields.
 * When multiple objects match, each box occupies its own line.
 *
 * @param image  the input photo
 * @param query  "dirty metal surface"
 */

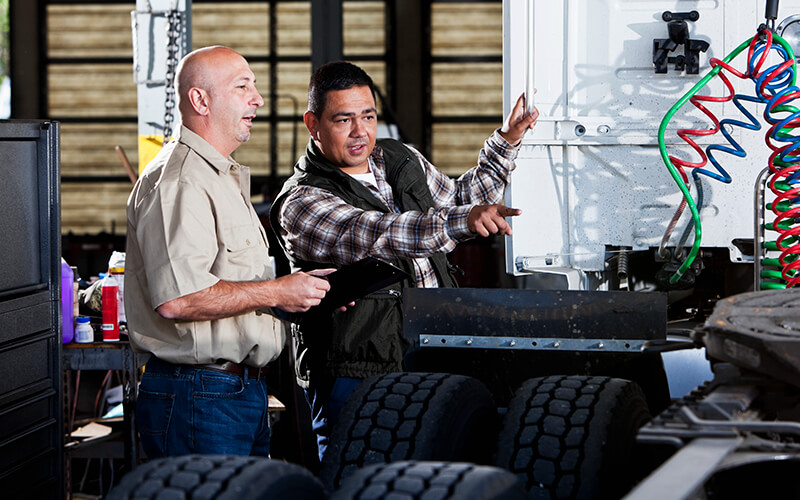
xmin=702 ymin=289 xmax=800 ymax=387
xmin=403 ymin=288 xmax=667 ymax=342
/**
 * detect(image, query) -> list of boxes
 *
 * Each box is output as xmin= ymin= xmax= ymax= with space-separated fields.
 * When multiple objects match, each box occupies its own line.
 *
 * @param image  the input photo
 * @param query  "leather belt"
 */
xmin=196 ymin=361 xmax=269 ymax=380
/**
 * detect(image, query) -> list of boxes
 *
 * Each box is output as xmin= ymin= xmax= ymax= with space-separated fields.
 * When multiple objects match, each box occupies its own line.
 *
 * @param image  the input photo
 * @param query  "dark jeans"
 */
xmin=305 ymin=376 xmax=361 ymax=461
xmin=136 ymin=357 xmax=271 ymax=458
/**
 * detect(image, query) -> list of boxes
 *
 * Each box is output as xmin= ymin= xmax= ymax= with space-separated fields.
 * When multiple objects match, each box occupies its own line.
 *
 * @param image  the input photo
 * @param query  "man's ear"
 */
xmin=303 ymin=110 xmax=319 ymax=139
xmin=188 ymin=87 xmax=210 ymax=116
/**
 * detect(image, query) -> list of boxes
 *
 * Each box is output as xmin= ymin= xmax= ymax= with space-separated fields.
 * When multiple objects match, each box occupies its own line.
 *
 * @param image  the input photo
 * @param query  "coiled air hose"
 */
xmin=657 ymin=29 xmax=798 ymax=287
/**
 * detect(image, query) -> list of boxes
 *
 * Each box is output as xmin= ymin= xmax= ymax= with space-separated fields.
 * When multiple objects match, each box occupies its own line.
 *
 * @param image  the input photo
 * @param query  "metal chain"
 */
xmin=162 ymin=9 xmax=181 ymax=146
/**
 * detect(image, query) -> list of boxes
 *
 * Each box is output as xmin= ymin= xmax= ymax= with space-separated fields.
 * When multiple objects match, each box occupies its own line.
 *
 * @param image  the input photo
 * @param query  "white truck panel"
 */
xmin=503 ymin=0 xmax=800 ymax=280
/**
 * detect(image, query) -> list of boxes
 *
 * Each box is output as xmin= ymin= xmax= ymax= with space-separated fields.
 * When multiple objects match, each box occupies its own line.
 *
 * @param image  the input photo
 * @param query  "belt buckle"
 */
xmin=242 ymin=365 xmax=259 ymax=381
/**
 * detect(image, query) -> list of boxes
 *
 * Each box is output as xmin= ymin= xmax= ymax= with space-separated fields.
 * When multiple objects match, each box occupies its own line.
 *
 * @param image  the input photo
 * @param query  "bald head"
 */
xmin=173 ymin=46 xmax=264 ymax=157
xmin=176 ymin=46 xmax=239 ymax=116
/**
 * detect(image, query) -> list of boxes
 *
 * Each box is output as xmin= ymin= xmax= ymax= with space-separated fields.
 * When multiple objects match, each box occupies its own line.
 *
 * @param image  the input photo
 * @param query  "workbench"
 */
xmin=62 ymin=340 xmax=149 ymax=473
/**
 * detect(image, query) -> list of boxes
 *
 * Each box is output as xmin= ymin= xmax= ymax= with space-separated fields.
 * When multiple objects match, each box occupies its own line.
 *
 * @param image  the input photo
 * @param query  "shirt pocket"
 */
xmin=216 ymin=224 xmax=266 ymax=280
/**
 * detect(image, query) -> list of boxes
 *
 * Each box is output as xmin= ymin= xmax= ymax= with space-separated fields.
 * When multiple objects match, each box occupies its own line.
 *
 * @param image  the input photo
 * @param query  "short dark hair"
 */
xmin=307 ymin=61 xmax=375 ymax=116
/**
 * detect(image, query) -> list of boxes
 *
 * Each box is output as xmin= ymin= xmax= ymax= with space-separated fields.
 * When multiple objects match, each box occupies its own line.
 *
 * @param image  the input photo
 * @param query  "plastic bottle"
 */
xmin=102 ymin=274 xmax=120 ymax=342
xmin=75 ymin=317 xmax=93 ymax=343
xmin=60 ymin=258 xmax=74 ymax=344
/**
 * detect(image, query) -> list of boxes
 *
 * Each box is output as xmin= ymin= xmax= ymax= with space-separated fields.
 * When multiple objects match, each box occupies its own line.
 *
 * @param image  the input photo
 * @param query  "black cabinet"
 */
xmin=0 ymin=121 xmax=63 ymax=499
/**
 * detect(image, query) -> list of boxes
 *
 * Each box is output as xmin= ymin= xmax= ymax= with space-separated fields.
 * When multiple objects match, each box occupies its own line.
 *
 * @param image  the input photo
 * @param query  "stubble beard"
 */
xmin=236 ymin=129 xmax=251 ymax=143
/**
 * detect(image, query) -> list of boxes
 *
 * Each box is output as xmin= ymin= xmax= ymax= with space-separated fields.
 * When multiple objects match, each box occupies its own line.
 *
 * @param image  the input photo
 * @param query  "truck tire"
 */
xmin=320 ymin=372 xmax=498 ymax=490
xmin=331 ymin=460 xmax=528 ymax=500
xmin=105 ymin=454 xmax=326 ymax=500
xmin=494 ymin=375 xmax=651 ymax=500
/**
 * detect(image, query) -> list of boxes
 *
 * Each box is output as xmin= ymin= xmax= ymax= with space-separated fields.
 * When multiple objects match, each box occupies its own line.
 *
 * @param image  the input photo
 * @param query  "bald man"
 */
xmin=125 ymin=46 xmax=331 ymax=458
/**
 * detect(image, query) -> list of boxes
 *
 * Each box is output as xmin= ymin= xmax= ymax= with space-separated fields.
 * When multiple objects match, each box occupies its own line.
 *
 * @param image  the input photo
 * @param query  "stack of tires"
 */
xmin=108 ymin=372 xmax=651 ymax=499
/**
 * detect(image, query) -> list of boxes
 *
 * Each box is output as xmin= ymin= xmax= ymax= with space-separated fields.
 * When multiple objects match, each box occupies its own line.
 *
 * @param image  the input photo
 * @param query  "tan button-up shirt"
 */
xmin=125 ymin=125 xmax=284 ymax=367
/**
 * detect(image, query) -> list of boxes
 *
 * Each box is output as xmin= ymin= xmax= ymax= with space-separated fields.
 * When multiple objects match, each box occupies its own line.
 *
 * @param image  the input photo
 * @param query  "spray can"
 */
xmin=102 ymin=273 xmax=120 ymax=342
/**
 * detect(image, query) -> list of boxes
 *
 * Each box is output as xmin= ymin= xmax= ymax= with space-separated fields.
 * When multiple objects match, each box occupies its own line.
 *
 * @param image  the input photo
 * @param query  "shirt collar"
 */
xmin=177 ymin=125 xmax=240 ymax=174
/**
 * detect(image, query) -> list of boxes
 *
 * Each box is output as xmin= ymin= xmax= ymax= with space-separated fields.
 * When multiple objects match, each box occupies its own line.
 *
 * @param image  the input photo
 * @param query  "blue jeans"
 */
xmin=136 ymin=357 xmax=271 ymax=458
xmin=306 ymin=376 xmax=362 ymax=461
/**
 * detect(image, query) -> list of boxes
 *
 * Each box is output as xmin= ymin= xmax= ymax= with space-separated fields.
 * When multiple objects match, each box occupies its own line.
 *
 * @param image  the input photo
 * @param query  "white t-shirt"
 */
xmin=348 ymin=170 xmax=379 ymax=189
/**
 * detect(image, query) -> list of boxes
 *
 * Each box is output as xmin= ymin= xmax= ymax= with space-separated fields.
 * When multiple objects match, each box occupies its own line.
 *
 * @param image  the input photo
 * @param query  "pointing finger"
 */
xmin=498 ymin=206 xmax=522 ymax=217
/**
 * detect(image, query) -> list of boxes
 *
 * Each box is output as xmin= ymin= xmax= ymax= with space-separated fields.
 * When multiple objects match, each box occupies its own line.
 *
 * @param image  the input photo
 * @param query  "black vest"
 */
xmin=270 ymin=139 xmax=456 ymax=379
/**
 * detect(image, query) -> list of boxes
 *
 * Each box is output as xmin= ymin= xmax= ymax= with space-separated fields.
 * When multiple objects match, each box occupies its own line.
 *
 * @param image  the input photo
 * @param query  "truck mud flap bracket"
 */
xmin=417 ymin=334 xmax=646 ymax=353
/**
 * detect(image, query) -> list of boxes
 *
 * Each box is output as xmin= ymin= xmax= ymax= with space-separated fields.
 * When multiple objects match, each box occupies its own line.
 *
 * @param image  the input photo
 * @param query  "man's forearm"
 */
xmin=456 ymin=131 xmax=520 ymax=203
xmin=156 ymin=279 xmax=278 ymax=321
xmin=422 ymin=131 xmax=519 ymax=207
xmin=156 ymin=271 xmax=331 ymax=320
xmin=280 ymin=192 xmax=474 ymax=265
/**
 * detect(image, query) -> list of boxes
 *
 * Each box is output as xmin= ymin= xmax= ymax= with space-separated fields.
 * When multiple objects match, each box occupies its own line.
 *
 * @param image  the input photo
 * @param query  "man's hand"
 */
xmin=272 ymin=270 xmax=334 ymax=312
xmin=310 ymin=269 xmax=353 ymax=313
xmin=499 ymin=92 xmax=539 ymax=145
xmin=468 ymin=204 xmax=521 ymax=237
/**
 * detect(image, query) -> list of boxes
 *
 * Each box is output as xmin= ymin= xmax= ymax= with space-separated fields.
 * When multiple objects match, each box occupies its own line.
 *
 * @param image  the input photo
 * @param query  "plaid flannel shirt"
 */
xmin=277 ymin=129 xmax=521 ymax=287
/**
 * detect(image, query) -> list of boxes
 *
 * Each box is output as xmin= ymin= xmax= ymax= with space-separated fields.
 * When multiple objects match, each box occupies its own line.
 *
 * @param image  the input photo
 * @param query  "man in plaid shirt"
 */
xmin=271 ymin=61 xmax=538 ymax=459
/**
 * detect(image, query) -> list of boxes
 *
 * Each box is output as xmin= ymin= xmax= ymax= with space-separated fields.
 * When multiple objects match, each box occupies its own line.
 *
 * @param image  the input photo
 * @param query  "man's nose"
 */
xmin=351 ymin=119 xmax=366 ymax=137
xmin=252 ymin=90 xmax=264 ymax=108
